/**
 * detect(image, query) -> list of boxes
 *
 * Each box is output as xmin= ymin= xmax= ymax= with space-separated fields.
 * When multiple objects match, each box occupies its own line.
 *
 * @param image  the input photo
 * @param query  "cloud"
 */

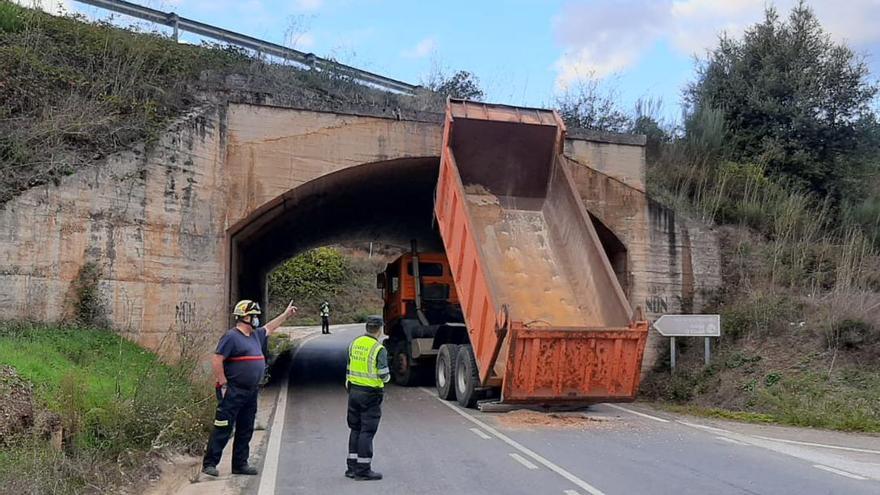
xmin=294 ymin=0 xmax=322 ymax=11
xmin=401 ymin=37 xmax=437 ymax=59
xmin=552 ymin=0 xmax=880 ymax=88
xmin=553 ymin=0 xmax=670 ymax=88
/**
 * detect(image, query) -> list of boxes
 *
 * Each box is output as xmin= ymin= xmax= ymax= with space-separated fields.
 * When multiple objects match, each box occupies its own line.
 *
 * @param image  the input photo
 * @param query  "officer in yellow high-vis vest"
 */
xmin=344 ymin=315 xmax=390 ymax=481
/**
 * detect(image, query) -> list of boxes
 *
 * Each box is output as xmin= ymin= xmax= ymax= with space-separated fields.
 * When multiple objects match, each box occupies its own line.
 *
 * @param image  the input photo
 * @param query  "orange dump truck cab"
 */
xmin=428 ymin=99 xmax=649 ymax=408
xmin=377 ymin=252 xmax=468 ymax=386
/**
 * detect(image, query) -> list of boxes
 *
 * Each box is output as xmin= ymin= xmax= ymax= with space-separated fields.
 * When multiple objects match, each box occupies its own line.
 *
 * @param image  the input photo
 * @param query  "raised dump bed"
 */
xmin=433 ymin=99 xmax=648 ymax=406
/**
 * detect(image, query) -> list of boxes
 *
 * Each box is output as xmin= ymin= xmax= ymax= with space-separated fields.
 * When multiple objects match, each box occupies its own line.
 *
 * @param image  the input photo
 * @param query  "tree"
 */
xmin=425 ymin=69 xmax=485 ymax=100
xmin=554 ymin=76 xmax=631 ymax=133
xmin=268 ymin=247 xmax=348 ymax=303
xmin=686 ymin=1 xmax=879 ymax=198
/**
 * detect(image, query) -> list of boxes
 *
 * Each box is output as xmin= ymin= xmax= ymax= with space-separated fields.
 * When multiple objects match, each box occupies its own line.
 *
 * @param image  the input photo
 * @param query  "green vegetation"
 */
xmin=268 ymin=246 xmax=389 ymax=325
xmin=645 ymin=364 xmax=880 ymax=432
xmin=580 ymin=2 xmax=880 ymax=433
xmin=0 ymin=322 xmax=213 ymax=494
xmin=658 ymin=405 xmax=776 ymax=425
xmin=685 ymin=3 xmax=878 ymax=200
xmin=424 ymin=68 xmax=485 ymax=101
xmin=0 ymin=0 xmax=253 ymax=203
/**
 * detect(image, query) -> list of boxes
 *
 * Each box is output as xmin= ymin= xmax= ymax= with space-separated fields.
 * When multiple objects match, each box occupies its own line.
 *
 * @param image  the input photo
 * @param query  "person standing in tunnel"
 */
xmin=344 ymin=315 xmax=390 ymax=481
xmin=202 ymin=299 xmax=297 ymax=478
xmin=320 ymin=300 xmax=331 ymax=334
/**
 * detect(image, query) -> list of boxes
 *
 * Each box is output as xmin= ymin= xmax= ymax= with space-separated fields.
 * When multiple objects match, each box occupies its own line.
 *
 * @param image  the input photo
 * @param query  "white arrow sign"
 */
xmin=653 ymin=314 xmax=720 ymax=337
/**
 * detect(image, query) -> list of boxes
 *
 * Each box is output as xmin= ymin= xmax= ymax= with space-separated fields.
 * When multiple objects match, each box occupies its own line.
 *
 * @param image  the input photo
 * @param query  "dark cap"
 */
xmin=365 ymin=315 xmax=384 ymax=328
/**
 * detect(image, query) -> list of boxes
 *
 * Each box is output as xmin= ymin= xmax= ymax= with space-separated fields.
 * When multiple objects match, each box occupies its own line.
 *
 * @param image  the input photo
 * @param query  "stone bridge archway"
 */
xmin=228 ymin=156 xmax=443 ymax=309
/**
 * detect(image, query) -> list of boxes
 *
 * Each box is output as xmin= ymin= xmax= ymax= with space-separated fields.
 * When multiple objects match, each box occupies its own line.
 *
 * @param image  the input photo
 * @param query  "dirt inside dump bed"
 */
xmin=465 ymin=188 xmax=596 ymax=326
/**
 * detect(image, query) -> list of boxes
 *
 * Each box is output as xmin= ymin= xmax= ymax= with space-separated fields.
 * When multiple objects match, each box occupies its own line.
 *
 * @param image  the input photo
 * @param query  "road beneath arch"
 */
xmin=262 ymin=326 xmax=880 ymax=495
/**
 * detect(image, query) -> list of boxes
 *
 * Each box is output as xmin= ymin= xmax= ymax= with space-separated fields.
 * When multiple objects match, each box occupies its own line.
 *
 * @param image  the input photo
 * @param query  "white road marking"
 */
xmin=604 ymin=403 xmax=670 ymax=423
xmin=715 ymin=436 xmax=749 ymax=446
xmin=812 ymin=464 xmax=868 ymax=480
xmin=470 ymin=427 xmax=492 ymax=440
xmin=510 ymin=452 xmax=540 ymax=470
xmin=676 ymin=420 xmax=729 ymax=434
xmin=257 ymin=331 xmax=335 ymax=495
xmin=754 ymin=436 xmax=880 ymax=455
xmin=564 ymin=491 xmax=582 ymax=495
xmin=420 ymin=388 xmax=607 ymax=495
xmin=675 ymin=418 xmax=878 ymax=481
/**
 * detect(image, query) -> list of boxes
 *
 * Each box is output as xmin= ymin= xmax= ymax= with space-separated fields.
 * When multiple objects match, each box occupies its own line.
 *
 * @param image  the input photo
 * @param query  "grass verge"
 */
xmin=0 ymin=321 xmax=213 ymax=494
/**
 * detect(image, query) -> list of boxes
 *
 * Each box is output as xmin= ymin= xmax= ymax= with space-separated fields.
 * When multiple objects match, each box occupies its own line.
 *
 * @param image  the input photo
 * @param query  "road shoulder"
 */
xmin=143 ymin=326 xmax=322 ymax=495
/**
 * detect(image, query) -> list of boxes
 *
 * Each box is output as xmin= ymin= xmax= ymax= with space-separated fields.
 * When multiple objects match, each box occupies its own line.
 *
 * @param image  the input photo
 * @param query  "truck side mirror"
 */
xmin=376 ymin=273 xmax=386 ymax=290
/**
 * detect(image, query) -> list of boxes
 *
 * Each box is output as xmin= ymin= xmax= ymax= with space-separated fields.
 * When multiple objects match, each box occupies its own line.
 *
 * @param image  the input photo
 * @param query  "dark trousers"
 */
xmin=321 ymin=315 xmax=330 ymax=333
xmin=346 ymin=386 xmax=383 ymax=473
xmin=203 ymin=384 xmax=258 ymax=469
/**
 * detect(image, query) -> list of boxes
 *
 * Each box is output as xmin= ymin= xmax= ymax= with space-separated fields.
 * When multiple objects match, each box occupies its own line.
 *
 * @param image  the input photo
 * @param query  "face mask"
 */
xmin=251 ymin=317 xmax=260 ymax=328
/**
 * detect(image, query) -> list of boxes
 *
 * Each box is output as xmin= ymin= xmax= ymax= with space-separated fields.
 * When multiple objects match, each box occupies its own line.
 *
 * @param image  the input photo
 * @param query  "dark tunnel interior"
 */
xmin=229 ymin=157 xmax=444 ymax=309
xmin=589 ymin=213 xmax=629 ymax=297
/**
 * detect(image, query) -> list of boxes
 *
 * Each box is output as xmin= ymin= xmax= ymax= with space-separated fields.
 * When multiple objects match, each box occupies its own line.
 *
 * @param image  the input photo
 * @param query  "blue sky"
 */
xmin=29 ymin=1 xmax=880 ymax=121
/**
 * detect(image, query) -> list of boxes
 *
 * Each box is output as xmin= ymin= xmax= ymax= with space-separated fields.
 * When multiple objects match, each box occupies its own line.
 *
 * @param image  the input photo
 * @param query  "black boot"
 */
xmin=232 ymin=464 xmax=259 ymax=475
xmin=354 ymin=464 xmax=383 ymax=481
xmin=345 ymin=458 xmax=356 ymax=478
xmin=202 ymin=465 xmax=219 ymax=477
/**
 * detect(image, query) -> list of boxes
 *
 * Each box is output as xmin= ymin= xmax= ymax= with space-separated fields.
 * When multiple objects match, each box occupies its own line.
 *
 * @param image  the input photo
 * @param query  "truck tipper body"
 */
xmin=431 ymin=100 xmax=649 ymax=407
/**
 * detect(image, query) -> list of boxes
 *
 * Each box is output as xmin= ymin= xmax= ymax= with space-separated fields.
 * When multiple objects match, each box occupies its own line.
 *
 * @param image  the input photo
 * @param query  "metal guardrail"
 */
xmin=73 ymin=0 xmax=418 ymax=94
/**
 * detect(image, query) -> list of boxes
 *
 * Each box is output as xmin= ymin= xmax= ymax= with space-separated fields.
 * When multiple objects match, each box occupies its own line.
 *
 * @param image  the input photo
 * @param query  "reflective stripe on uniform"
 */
xmin=214 ymin=419 xmax=229 ymax=427
xmin=367 ymin=342 xmax=381 ymax=376
xmin=226 ymin=355 xmax=264 ymax=362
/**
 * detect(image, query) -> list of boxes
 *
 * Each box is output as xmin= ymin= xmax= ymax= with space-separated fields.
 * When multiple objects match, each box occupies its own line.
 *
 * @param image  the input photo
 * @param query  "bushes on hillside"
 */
xmin=268 ymin=246 xmax=387 ymax=325
xmin=0 ymin=1 xmax=445 ymax=206
xmin=0 ymin=1 xmax=257 ymax=203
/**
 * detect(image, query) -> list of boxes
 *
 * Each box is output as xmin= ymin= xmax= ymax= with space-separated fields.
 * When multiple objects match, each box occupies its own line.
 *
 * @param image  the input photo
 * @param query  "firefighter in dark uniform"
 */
xmin=202 ymin=299 xmax=297 ymax=478
xmin=344 ymin=315 xmax=390 ymax=481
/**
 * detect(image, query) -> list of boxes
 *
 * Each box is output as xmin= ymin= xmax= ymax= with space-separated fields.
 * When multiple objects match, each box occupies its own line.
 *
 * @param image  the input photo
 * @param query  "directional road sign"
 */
xmin=653 ymin=314 xmax=720 ymax=337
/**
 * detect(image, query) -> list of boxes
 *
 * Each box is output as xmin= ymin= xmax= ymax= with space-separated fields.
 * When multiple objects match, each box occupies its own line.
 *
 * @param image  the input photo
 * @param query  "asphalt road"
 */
xmin=266 ymin=325 xmax=880 ymax=495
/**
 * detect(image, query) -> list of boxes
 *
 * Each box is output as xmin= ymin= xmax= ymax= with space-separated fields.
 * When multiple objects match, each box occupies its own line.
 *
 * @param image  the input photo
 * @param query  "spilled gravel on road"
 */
xmin=494 ymin=409 xmax=611 ymax=430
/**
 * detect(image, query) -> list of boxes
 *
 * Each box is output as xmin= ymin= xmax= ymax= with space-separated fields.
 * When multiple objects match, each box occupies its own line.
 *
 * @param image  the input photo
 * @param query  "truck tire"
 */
xmin=455 ymin=344 xmax=479 ymax=408
xmin=436 ymin=344 xmax=459 ymax=400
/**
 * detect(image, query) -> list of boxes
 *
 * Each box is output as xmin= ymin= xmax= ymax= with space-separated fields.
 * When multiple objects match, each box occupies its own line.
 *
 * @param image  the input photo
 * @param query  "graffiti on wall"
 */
xmin=645 ymin=295 xmax=668 ymax=314
xmin=175 ymin=300 xmax=197 ymax=325
xmin=644 ymin=285 xmax=695 ymax=316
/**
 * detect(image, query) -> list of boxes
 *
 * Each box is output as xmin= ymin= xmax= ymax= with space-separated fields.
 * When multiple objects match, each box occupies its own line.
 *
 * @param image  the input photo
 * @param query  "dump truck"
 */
xmin=380 ymin=100 xmax=649 ymax=408
xmin=377 ymin=249 xmax=467 ymax=386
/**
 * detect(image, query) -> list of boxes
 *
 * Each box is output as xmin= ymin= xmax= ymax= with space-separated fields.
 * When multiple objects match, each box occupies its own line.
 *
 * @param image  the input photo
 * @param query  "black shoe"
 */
xmin=202 ymin=465 xmax=219 ymax=477
xmin=345 ymin=468 xmax=355 ymax=479
xmin=231 ymin=465 xmax=259 ymax=475
xmin=354 ymin=470 xmax=383 ymax=481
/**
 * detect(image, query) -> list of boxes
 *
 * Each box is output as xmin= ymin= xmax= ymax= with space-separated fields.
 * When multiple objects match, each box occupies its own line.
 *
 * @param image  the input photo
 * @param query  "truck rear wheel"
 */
xmin=455 ymin=344 xmax=479 ymax=408
xmin=436 ymin=344 xmax=459 ymax=400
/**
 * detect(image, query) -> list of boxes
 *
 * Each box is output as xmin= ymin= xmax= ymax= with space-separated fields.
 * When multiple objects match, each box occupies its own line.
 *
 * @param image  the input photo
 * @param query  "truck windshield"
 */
xmin=407 ymin=262 xmax=444 ymax=277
